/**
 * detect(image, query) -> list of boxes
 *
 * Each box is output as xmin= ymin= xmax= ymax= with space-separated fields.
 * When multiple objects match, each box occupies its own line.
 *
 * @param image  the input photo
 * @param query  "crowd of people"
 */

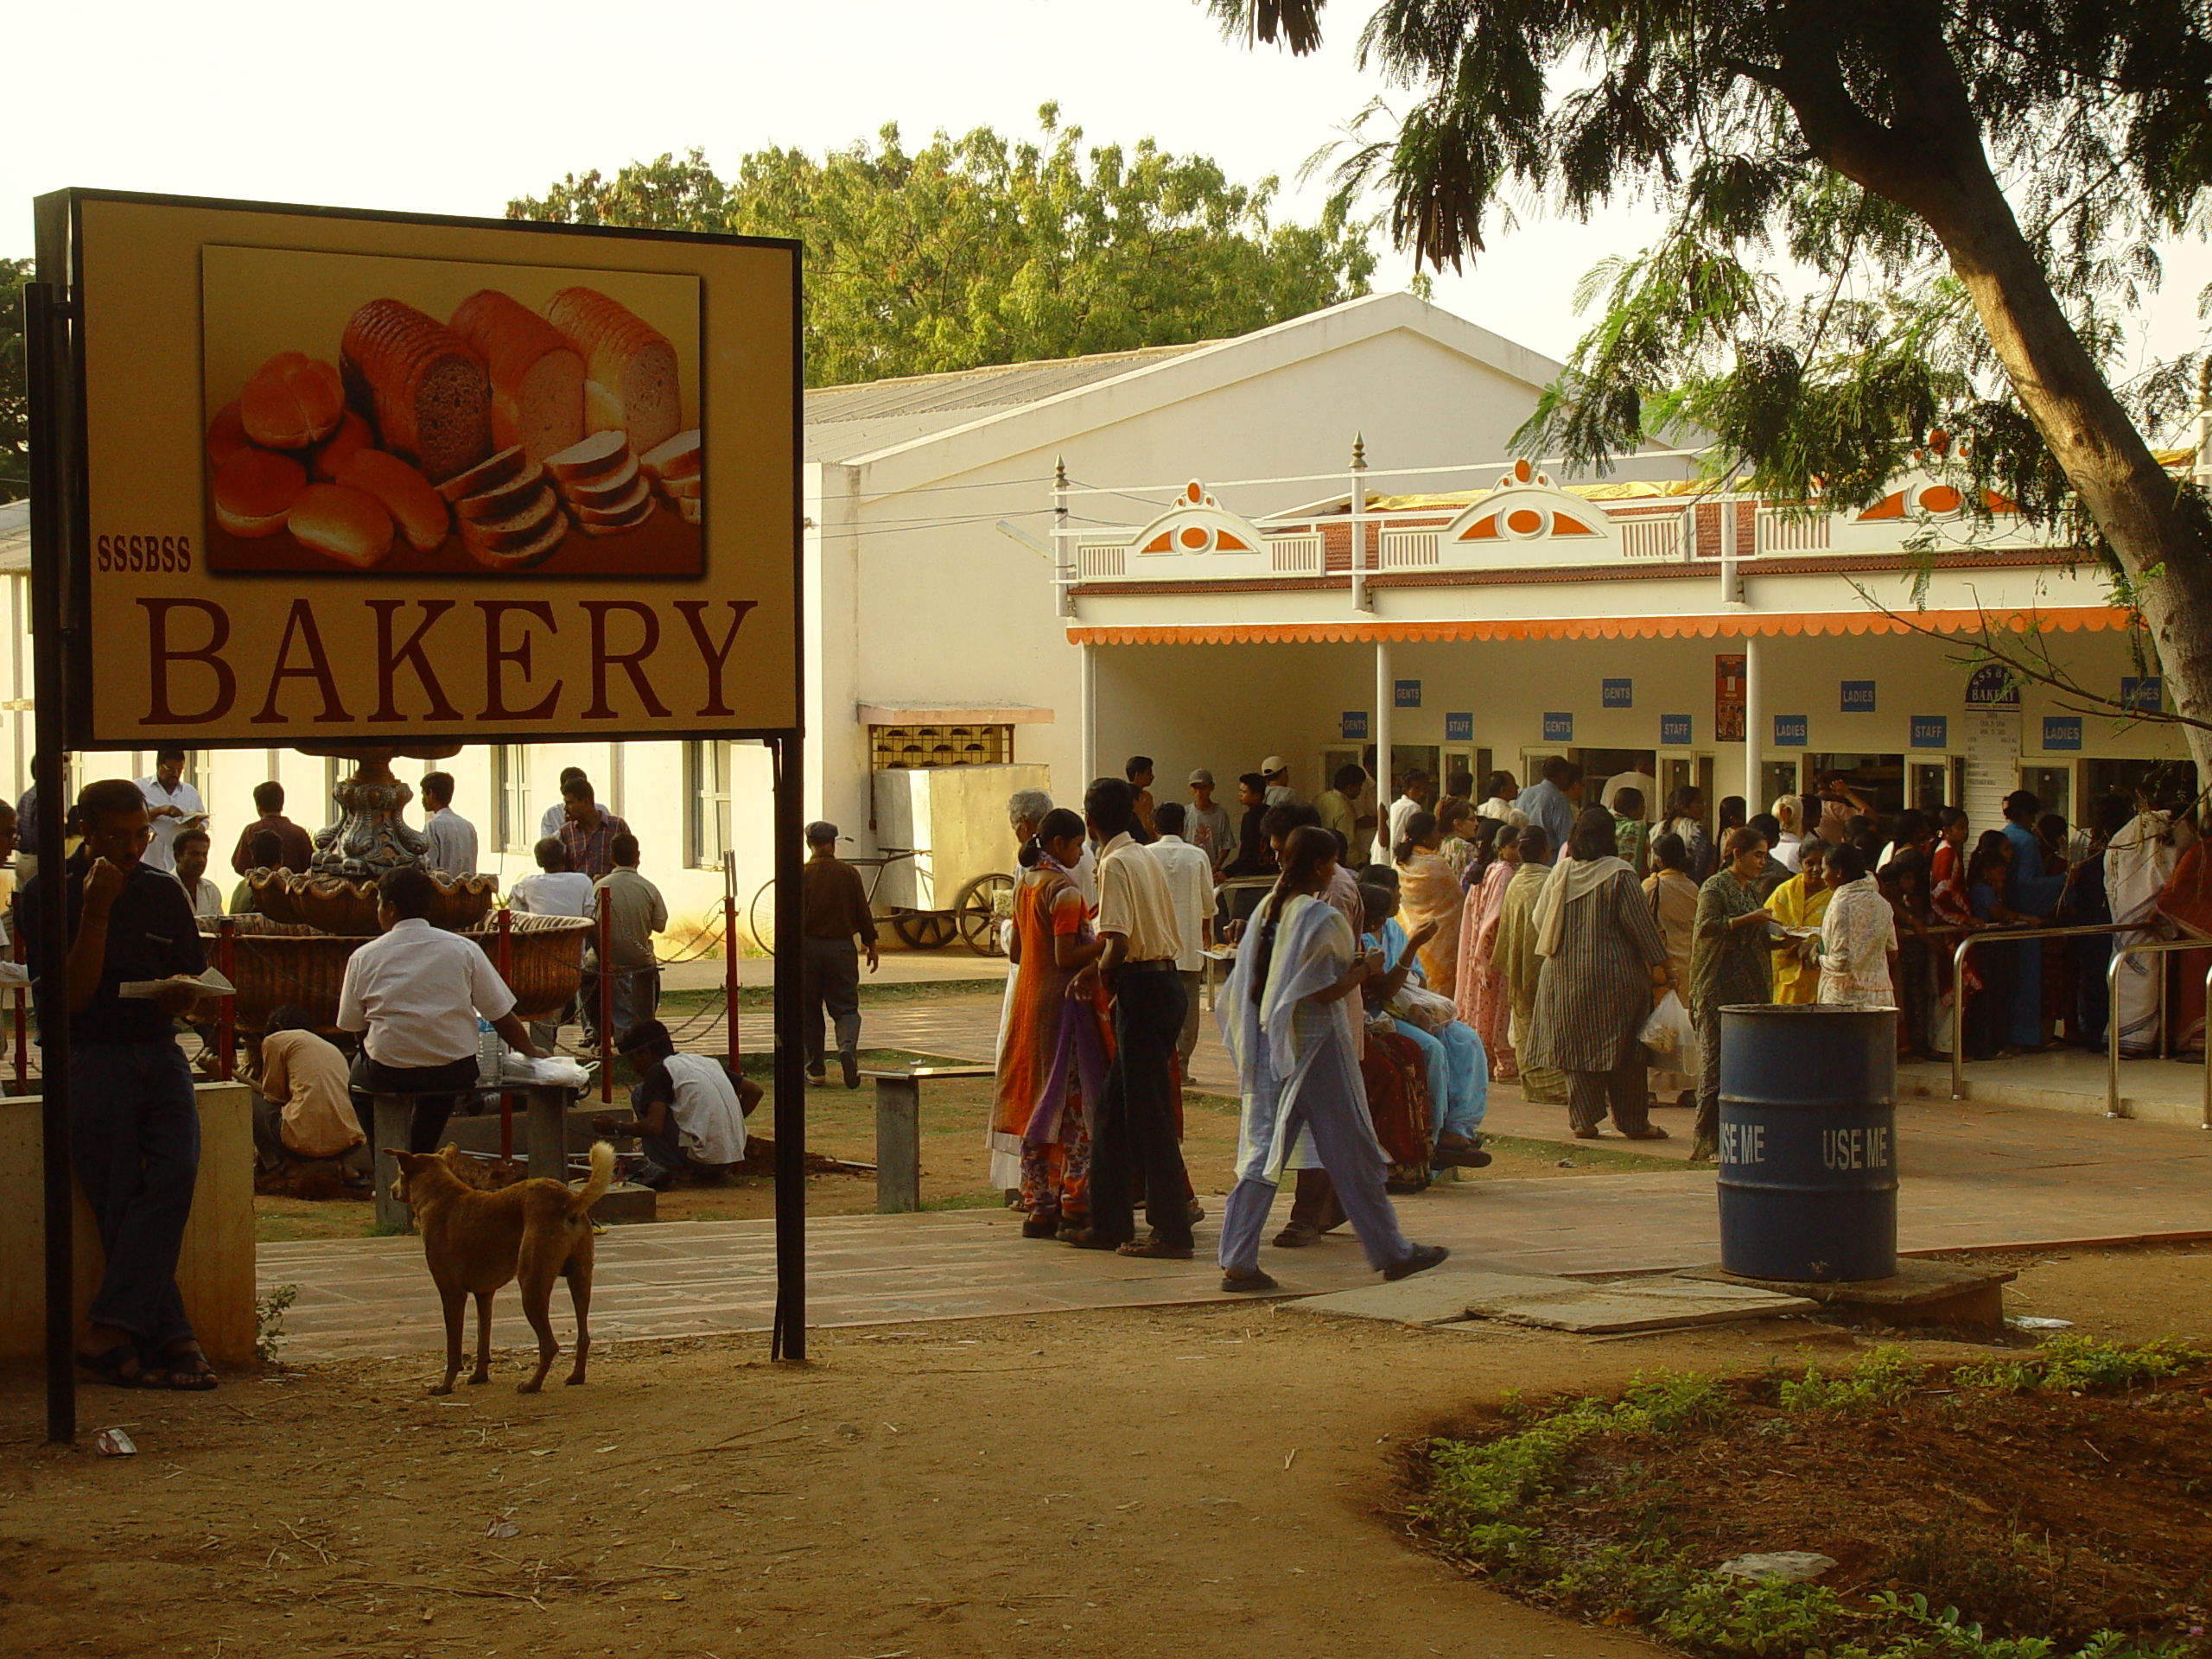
xmin=982 ymin=753 xmax=2212 ymax=1185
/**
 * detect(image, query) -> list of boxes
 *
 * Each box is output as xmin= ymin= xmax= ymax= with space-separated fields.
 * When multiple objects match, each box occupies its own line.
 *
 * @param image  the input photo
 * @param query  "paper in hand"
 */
xmin=118 ymin=967 xmax=235 ymax=1000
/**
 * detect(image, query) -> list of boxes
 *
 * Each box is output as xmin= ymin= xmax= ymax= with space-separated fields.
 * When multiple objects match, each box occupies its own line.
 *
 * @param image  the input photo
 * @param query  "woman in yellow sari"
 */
xmin=1394 ymin=810 xmax=1464 ymax=996
xmin=1767 ymin=836 xmax=1833 ymax=1003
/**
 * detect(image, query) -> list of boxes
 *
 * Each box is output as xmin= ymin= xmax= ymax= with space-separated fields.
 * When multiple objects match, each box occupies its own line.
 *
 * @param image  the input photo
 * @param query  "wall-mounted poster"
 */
xmin=36 ymin=188 xmax=798 ymax=747
xmin=1715 ymin=653 xmax=1746 ymax=742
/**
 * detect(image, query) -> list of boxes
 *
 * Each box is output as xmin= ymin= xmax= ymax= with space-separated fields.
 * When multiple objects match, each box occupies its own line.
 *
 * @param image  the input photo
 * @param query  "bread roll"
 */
xmin=340 ymin=299 xmax=492 ymax=485
xmin=544 ymin=430 xmax=631 ymax=486
xmin=448 ymin=289 xmax=586 ymax=462
xmin=456 ymin=460 xmax=548 ymax=524
xmin=239 ymin=353 xmax=346 ymax=449
xmin=213 ymin=448 xmax=307 ymax=537
xmin=289 ymin=483 xmax=394 ymax=569
xmin=639 ymin=429 xmax=701 ymax=482
xmin=337 ymin=450 xmax=449 ymax=554
xmin=311 ymin=410 xmax=375 ymax=481
xmin=544 ymin=288 xmax=682 ymax=453
xmin=438 ymin=444 xmax=527 ymax=503
xmin=206 ymin=401 xmax=252 ymax=470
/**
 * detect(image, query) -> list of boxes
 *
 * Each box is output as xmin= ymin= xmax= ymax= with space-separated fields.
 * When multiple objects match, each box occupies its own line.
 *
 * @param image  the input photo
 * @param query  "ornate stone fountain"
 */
xmin=213 ymin=746 xmax=592 ymax=1034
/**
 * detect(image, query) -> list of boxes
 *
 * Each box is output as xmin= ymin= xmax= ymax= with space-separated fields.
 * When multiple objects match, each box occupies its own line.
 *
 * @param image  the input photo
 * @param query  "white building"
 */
xmin=0 ymin=289 xmax=2199 ymax=941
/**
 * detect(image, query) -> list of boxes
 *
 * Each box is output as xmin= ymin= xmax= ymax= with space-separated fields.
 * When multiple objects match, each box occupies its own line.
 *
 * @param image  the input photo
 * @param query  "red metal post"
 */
xmin=10 ymin=915 xmax=24 ymax=1094
xmin=497 ymin=908 xmax=514 ymax=1162
xmin=215 ymin=918 xmax=235 ymax=1082
xmin=597 ymin=885 xmax=613 ymax=1103
xmin=724 ymin=890 xmax=740 ymax=1071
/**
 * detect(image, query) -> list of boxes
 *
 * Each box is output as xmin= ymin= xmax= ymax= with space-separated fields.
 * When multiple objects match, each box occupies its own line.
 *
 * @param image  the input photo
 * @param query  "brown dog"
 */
xmin=388 ymin=1141 xmax=613 ymax=1395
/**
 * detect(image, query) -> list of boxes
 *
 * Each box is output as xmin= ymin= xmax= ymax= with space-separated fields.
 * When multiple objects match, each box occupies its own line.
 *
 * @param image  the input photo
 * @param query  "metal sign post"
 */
xmin=769 ymin=733 xmax=805 ymax=1361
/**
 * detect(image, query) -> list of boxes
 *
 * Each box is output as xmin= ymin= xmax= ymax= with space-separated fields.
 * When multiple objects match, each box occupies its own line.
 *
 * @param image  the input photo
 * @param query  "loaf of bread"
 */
xmin=340 ymin=300 xmax=493 ymax=485
xmin=544 ymin=288 xmax=682 ymax=453
xmin=448 ymin=290 xmax=585 ymax=463
xmin=240 ymin=353 xmax=346 ymax=449
xmin=337 ymin=450 xmax=449 ymax=553
xmin=583 ymin=379 xmax=623 ymax=435
xmin=213 ymin=448 xmax=307 ymax=537
xmin=289 ymin=483 xmax=395 ymax=569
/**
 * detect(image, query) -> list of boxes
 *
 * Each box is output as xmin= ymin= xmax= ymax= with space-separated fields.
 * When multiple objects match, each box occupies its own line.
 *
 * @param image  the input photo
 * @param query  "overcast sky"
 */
xmin=10 ymin=0 xmax=2208 ymax=388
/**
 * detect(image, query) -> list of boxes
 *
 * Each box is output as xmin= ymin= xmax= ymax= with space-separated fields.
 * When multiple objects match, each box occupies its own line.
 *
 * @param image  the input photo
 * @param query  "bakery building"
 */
xmin=0 ymin=289 xmax=2202 ymax=938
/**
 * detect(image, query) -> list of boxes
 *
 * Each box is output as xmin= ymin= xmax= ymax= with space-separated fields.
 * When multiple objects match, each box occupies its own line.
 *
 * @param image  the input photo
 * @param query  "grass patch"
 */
xmin=1416 ymin=1339 xmax=2211 ymax=1659
xmin=921 ymin=1191 xmax=1007 ymax=1212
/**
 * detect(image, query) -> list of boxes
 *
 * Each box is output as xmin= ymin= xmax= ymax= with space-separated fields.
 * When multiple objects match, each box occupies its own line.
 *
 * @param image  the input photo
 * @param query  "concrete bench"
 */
xmin=370 ymin=1084 xmax=582 ymax=1230
xmin=855 ymin=1065 xmax=996 ymax=1214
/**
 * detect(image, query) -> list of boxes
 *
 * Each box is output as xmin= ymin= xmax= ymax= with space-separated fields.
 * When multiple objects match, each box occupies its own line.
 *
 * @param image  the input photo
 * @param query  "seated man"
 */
xmin=510 ymin=836 xmax=594 ymax=1053
xmin=594 ymin=1020 xmax=758 ymax=1189
xmin=250 ymin=1004 xmax=367 ymax=1182
xmin=339 ymin=866 xmax=537 ymax=1154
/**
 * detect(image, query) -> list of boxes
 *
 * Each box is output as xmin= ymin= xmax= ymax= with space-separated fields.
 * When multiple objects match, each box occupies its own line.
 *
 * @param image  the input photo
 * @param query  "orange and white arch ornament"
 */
xmin=1434 ymin=460 xmax=1619 ymax=564
xmin=1128 ymin=481 xmax=1269 ymax=560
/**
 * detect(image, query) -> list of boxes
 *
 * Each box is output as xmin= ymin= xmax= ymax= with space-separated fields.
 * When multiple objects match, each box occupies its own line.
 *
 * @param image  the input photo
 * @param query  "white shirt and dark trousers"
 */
xmin=511 ymin=870 xmax=595 ymax=1052
xmin=1145 ymin=832 xmax=1214 ymax=1068
xmin=337 ymin=916 xmax=518 ymax=1153
xmin=631 ymin=1052 xmax=747 ymax=1188
xmin=1087 ymin=833 xmax=1192 ymax=1250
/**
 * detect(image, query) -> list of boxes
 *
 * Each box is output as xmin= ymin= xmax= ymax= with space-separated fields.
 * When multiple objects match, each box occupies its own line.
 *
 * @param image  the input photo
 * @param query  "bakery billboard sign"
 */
xmin=32 ymin=189 xmax=799 ymax=747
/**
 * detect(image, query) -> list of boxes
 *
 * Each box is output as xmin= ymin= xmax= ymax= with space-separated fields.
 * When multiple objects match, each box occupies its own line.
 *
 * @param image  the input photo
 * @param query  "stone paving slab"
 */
xmin=1284 ymin=1268 xmax=1812 ymax=1334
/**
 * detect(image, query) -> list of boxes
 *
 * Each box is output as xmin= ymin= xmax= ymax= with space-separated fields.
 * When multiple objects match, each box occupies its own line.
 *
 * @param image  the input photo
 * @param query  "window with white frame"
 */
xmin=687 ymin=740 xmax=732 ymax=869
xmin=492 ymin=745 xmax=534 ymax=853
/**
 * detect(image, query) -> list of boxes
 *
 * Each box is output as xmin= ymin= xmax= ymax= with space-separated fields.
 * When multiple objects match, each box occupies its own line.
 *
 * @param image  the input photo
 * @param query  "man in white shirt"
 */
xmin=1385 ymin=771 xmax=1432 ymax=862
xmin=511 ymin=836 xmax=596 ymax=1052
xmin=1144 ymin=801 xmax=1213 ymax=1071
xmin=540 ymin=766 xmax=589 ymax=841
xmin=419 ymin=771 xmax=478 ymax=878
xmin=1070 ymin=778 xmax=1192 ymax=1258
xmin=338 ymin=866 xmax=537 ymax=1154
xmin=596 ymin=1020 xmax=758 ymax=1189
xmin=137 ymin=747 xmax=203 ymax=874
xmin=171 ymin=827 xmax=226 ymax=921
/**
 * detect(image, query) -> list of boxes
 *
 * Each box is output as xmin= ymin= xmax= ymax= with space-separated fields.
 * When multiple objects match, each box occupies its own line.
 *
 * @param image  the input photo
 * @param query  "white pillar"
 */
xmin=1743 ymin=634 xmax=1764 ymax=815
xmin=1373 ymin=638 xmax=1393 ymax=862
xmin=1078 ymin=640 xmax=1096 ymax=790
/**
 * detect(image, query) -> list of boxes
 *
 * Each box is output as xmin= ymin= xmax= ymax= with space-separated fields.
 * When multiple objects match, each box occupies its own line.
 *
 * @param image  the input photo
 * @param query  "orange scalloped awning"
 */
xmin=1065 ymin=607 xmax=2133 ymax=646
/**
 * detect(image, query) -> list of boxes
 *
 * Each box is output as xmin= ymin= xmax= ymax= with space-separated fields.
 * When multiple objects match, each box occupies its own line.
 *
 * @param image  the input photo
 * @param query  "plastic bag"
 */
xmin=499 ymin=1053 xmax=594 ymax=1090
xmin=1389 ymin=983 xmax=1459 ymax=1033
xmin=1639 ymin=990 xmax=1696 ymax=1061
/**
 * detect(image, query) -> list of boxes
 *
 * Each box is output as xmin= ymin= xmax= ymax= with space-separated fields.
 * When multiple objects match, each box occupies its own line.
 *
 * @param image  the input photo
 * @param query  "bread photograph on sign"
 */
xmin=199 ymin=245 xmax=703 ymax=576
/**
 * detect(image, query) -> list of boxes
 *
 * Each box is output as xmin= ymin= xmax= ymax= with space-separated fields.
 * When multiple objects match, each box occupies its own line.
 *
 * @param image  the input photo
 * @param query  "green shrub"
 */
xmin=1778 ymin=1344 xmax=1928 ymax=1414
xmin=1954 ymin=1338 xmax=2202 ymax=1395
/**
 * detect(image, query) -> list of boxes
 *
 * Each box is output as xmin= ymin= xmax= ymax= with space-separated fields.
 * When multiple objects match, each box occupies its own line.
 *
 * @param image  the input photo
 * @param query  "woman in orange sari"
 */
xmin=1455 ymin=823 xmax=1521 ymax=1078
xmin=991 ymin=809 xmax=1112 ymax=1239
xmin=1395 ymin=810 xmax=1464 ymax=996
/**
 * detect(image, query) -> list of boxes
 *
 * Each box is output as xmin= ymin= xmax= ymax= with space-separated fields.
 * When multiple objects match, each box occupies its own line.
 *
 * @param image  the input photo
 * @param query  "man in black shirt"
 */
xmin=20 ymin=778 xmax=219 ymax=1390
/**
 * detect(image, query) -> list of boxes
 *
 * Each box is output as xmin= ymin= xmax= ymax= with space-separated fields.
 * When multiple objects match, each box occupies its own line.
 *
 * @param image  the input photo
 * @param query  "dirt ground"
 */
xmin=6 ymin=1246 xmax=2212 ymax=1658
xmin=254 ymin=1070 xmax=1682 ymax=1240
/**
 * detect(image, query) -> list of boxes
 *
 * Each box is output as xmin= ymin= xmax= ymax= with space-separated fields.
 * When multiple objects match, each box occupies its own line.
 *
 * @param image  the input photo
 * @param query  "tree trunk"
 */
xmin=1785 ymin=15 xmax=2212 ymax=785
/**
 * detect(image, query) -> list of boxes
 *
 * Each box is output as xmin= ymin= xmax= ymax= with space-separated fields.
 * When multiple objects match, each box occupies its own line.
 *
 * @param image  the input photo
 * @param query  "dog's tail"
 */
xmin=569 ymin=1140 xmax=616 ymax=1217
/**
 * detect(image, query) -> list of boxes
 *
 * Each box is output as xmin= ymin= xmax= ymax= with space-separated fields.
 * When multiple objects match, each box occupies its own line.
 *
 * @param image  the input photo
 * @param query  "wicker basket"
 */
xmin=206 ymin=912 xmax=593 ymax=1032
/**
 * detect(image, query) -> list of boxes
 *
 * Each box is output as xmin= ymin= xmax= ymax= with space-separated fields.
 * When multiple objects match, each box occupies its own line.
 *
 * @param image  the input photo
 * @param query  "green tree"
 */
xmin=0 ymin=257 xmax=29 ymax=505
xmin=1217 ymin=1 xmax=2212 ymax=762
xmin=509 ymin=105 xmax=1376 ymax=387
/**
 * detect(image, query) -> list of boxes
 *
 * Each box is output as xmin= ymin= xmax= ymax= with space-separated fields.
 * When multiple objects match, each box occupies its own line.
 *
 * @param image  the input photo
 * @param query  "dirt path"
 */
xmin=6 ymin=1246 xmax=2212 ymax=1657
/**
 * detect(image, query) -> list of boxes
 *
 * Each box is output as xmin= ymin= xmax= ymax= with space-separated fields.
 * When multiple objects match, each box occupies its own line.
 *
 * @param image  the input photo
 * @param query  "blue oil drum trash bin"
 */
xmin=1716 ymin=1003 xmax=1897 ymax=1282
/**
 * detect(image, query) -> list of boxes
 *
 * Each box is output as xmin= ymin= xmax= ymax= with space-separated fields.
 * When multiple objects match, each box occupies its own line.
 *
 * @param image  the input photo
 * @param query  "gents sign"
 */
xmin=38 ymin=189 xmax=799 ymax=746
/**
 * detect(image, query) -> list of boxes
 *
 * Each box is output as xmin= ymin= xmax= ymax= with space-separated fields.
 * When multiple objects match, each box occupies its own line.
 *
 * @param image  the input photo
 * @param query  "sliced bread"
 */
xmin=544 ymin=429 xmax=632 ymax=486
xmin=456 ymin=460 xmax=550 ymax=524
xmin=461 ymin=505 xmax=569 ymax=571
xmin=639 ymin=429 xmax=701 ymax=482
xmin=438 ymin=444 xmax=528 ymax=503
xmin=545 ymin=288 xmax=683 ymax=454
xmin=448 ymin=289 xmax=586 ymax=463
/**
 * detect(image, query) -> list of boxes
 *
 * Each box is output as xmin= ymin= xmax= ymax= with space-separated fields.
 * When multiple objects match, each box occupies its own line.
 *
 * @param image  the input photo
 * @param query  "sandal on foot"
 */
xmin=1620 ymin=1125 xmax=1672 ymax=1141
xmin=1272 ymin=1223 xmax=1318 ymax=1249
xmin=156 ymin=1345 xmax=219 ymax=1391
xmin=1020 ymin=1212 xmax=1061 ymax=1239
xmin=1573 ymin=1128 xmax=1603 ymax=1140
xmin=75 ymin=1345 xmax=147 ymax=1389
xmin=1383 ymin=1243 xmax=1451 ymax=1281
xmin=1116 ymin=1238 xmax=1193 ymax=1261
xmin=1061 ymin=1228 xmax=1124 ymax=1251
xmin=1220 ymin=1269 xmax=1279 ymax=1294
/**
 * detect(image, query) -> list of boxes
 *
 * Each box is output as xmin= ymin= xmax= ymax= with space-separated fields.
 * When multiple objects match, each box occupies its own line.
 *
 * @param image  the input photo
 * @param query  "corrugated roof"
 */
xmin=804 ymin=342 xmax=1211 ymax=463
xmin=0 ymin=499 xmax=26 ymax=573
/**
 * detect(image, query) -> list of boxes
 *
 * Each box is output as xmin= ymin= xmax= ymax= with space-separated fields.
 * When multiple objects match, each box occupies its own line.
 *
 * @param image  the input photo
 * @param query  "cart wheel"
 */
xmin=747 ymin=879 xmax=777 ymax=952
xmin=953 ymin=873 xmax=1016 ymax=957
xmin=891 ymin=909 xmax=957 ymax=950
